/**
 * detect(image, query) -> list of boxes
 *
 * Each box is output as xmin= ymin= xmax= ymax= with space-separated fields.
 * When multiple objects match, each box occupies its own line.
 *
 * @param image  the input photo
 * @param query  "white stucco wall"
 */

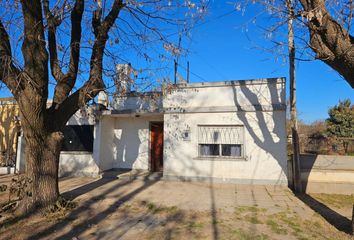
xmin=162 ymin=78 xmax=288 ymax=185
xmin=298 ymin=154 xmax=354 ymax=194
xmin=95 ymin=116 xmax=115 ymax=171
xmin=16 ymin=137 xmax=101 ymax=177
xmin=59 ymin=152 xmax=99 ymax=177
xmin=14 ymin=79 xmax=288 ymax=183
xmin=110 ymin=115 xmax=163 ymax=170
xmin=111 ymin=94 xmax=163 ymax=112
xmin=67 ymin=107 xmax=96 ymax=125
xmin=59 ymin=107 xmax=99 ymax=176
xmin=164 ymin=78 xmax=284 ymax=112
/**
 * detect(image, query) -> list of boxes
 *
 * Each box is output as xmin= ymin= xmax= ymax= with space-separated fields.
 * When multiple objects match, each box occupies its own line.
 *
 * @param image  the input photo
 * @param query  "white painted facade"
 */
xmin=59 ymin=152 xmax=99 ymax=177
xmin=16 ymin=78 xmax=288 ymax=185
xmin=163 ymin=111 xmax=287 ymax=184
xmin=162 ymin=79 xmax=287 ymax=184
xmin=93 ymin=114 xmax=163 ymax=172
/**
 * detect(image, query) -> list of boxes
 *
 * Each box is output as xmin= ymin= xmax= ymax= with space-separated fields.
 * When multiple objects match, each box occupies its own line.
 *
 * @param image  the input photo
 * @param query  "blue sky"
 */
xmin=176 ymin=1 xmax=353 ymax=123
xmin=1 ymin=1 xmax=352 ymax=123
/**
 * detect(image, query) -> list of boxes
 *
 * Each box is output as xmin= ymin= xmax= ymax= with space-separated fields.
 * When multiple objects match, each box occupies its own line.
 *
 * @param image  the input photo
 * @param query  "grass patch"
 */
xmin=45 ymin=197 xmax=76 ymax=220
xmin=268 ymin=211 xmax=314 ymax=237
xmin=146 ymin=202 xmax=164 ymax=214
xmin=244 ymin=214 xmax=263 ymax=224
xmin=310 ymin=193 xmax=354 ymax=209
xmin=212 ymin=218 xmax=223 ymax=224
xmin=231 ymin=228 xmax=269 ymax=240
xmin=141 ymin=201 xmax=178 ymax=215
xmin=275 ymin=211 xmax=301 ymax=229
xmin=312 ymin=220 xmax=323 ymax=228
xmin=266 ymin=219 xmax=288 ymax=235
xmin=234 ymin=206 xmax=266 ymax=225
xmin=235 ymin=206 xmax=267 ymax=213
xmin=188 ymin=221 xmax=204 ymax=229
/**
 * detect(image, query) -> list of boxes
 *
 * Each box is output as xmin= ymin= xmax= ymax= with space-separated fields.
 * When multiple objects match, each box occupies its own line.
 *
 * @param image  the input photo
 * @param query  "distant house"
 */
xmin=0 ymin=97 xmax=20 ymax=169
xmin=17 ymin=78 xmax=288 ymax=185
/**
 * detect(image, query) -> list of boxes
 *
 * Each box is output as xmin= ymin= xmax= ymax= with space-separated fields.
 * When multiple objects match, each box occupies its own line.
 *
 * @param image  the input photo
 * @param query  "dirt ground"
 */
xmin=0 ymin=174 xmax=353 ymax=240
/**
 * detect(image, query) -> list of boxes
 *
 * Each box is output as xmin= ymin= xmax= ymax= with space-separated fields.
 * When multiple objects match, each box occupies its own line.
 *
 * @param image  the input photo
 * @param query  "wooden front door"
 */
xmin=150 ymin=122 xmax=164 ymax=172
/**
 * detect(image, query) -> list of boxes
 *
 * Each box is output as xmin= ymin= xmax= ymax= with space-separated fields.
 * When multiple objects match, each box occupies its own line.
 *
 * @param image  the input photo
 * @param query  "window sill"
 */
xmin=193 ymin=156 xmax=247 ymax=161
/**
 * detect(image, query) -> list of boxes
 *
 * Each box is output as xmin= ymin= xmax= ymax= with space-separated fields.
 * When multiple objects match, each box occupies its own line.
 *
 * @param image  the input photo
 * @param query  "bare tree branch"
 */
xmin=43 ymin=0 xmax=64 ymax=82
xmin=20 ymin=0 xmax=48 ymax=91
xmin=126 ymin=6 xmax=168 ymax=43
xmin=299 ymin=0 xmax=354 ymax=88
xmin=52 ymin=0 xmax=84 ymax=106
xmin=0 ymin=19 xmax=21 ymax=95
xmin=56 ymin=0 xmax=124 ymax=124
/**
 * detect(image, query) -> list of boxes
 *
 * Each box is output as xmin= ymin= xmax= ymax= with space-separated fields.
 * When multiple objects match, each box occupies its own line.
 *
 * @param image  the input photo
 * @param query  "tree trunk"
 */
xmin=17 ymin=128 xmax=64 ymax=214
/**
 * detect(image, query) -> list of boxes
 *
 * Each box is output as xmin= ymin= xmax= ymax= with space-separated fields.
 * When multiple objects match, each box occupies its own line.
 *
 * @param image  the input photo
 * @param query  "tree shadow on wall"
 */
xmin=231 ymin=79 xmax=287 ymax=185
xmin=113 ymin=123 xmax=141 ymax=169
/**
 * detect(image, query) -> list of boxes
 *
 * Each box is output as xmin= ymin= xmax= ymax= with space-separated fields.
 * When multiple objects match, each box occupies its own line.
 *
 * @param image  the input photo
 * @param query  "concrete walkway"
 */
xmin=1 ymin=173 xmax=351 ymax=240
xmin=59 ymin=173 xmax=310 ymax=216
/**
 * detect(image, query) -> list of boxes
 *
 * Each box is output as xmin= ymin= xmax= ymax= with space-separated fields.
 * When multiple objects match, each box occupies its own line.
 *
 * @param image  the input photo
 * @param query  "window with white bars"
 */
xmin=198 ymin=125 xmax=244 ymax=158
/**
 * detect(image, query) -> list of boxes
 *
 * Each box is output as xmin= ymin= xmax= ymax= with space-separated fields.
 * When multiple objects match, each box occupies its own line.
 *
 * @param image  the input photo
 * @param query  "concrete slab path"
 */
xmin=59 ymin=174 xmax=311 ymax=216
xmin=1 ymin=173 xmax=351 ymax=240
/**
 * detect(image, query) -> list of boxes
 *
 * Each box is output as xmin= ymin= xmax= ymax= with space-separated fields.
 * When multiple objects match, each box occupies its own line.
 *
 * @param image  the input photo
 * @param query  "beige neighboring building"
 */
xmin=0 ymin=97 xmax=20 ymax=166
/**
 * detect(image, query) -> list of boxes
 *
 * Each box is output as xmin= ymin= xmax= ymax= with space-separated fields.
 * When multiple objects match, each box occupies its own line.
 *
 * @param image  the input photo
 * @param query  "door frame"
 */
xmin=149 ymin=121 xmax=164 ymax=172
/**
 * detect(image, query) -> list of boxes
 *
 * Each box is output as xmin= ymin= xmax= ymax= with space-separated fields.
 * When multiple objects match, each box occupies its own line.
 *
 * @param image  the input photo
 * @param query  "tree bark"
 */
xmin=18 ymin=130 xmax=63 ymax=214
xmin=0 ymin=0 xmax=123 ymax=215
xmin=15 ymin=84 xmax=65 ymax=214
xmin=298 ymin=0 xmax=354 ymax=88
xmin=15 ymin=98 xmax=65 ymax=214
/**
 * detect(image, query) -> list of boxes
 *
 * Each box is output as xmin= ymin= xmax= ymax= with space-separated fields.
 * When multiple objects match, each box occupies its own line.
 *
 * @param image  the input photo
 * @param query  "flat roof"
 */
xmin=177 ymin=77 xmax=285 ymax=89
xmin=114 ymin=77 xmax=286 ymax=97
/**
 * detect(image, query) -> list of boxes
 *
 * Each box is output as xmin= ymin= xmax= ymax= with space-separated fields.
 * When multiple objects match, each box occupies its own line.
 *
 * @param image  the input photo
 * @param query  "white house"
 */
xmin=17 ymin=77 xmax=288 ymax=185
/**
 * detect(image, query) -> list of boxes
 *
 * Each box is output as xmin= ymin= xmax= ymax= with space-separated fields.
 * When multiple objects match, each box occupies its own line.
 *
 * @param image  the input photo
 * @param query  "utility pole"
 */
xmin=187 ymin=61 xmax=190 ymax=83
xmin=287 ymin=0 xmax=302 ymax=193
xmin=174 ymin=59 xmax=177 ymax=84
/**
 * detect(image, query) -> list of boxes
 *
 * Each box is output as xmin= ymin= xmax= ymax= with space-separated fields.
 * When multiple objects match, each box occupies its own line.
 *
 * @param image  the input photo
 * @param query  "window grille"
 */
xmin=198 ymin=125 xmax=244 ymax=158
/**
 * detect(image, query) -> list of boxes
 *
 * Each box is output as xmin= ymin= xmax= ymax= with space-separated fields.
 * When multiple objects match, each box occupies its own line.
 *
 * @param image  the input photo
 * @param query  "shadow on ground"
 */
xmin=29 ymin=174 xmax=165 ymax=240
xmin=61 ymin=171 xmax=125 ymax=200
xmin=297 ymin=193 xmax=352 ymax=234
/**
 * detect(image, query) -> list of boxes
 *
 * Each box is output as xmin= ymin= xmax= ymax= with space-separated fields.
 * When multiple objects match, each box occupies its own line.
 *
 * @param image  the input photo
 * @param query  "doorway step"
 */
xmin=101 ymin=168 xmax=162 ymax=181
